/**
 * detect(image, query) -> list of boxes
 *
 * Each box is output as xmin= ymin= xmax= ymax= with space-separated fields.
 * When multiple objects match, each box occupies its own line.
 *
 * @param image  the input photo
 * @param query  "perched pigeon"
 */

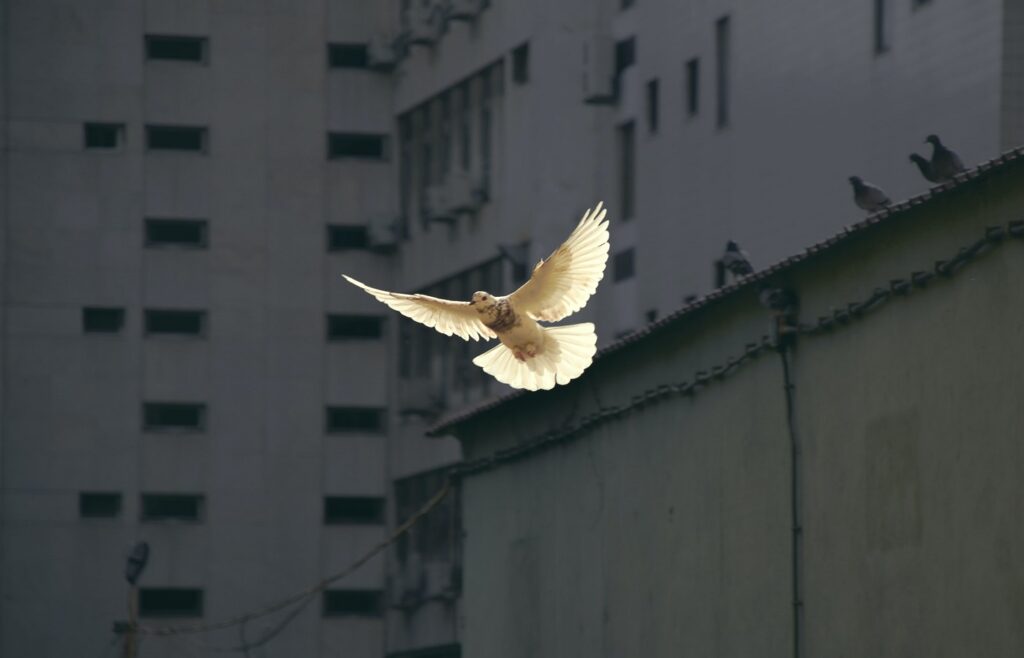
xmin=344 ymin=203 xmax=609 ymax=391
xmin=848 ymin=176 xmax=891 ymax=213
xmin=909 ymin=153 xmax=941 ymax=184
xmin=925 ymin=134 xmax=965 ymax=181
xmin=721 ymin=240 xmax=754 ymax=277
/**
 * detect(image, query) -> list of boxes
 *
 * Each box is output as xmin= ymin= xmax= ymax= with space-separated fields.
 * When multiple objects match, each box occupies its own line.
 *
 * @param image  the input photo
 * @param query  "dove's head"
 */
xmin=469 ymin=291 xmax=498 ymax=313
xmin=848 ymin=176 xmax=863 ymax=186
xmin=925 ymin=134 xmax=941 ymax=146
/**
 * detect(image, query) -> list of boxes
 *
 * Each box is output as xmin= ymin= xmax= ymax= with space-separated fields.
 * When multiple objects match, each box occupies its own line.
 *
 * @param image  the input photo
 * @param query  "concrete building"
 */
xmin=2 ymin=1 xmax=1023 ymax=657
xmin=435 ymin=150 xmax=1024 ymax=658
xmin=1 ymin=1 xmax=402 ymax=657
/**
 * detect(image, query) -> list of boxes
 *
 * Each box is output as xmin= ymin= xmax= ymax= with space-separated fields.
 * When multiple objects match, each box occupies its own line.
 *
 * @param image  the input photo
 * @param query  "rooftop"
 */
xmin=428 ymin=145 xmax=1024 ymax=436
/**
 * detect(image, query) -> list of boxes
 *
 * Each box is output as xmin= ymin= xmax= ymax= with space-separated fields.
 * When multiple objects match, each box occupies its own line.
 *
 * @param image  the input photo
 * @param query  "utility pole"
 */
xmin=116 ymin=541 xmax=150 ymax=658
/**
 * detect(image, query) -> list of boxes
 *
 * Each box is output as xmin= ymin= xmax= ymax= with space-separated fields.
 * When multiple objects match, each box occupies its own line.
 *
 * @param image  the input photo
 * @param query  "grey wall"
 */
xmin=451 ymin=161 xmax=1024 ymax=657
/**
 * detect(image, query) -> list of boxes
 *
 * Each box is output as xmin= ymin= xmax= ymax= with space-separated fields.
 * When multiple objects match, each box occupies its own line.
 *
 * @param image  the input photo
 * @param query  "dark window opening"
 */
xmin=143 ymin=403 xmax=206 ymax=431
xmin=140 ymin=494 xmax=204 ymax=522
xmin=323 ymin=590 xmax=383 ymax=617
xmin=512 ymin=42 xmax=530 ymax=84
xmin=79 ymin=492 xmax=122 ymax=518
xmin=83 ymin=307 xmax=125 ymax=333
xmin=874 ymin=0 xmax=889 ymax=53
xmin=146 ymin=125 xmax=207 ymax=152
xmin=646 ymin=78 xmax=659 ymax=133
xmin=327 ymin=315 xmax=384 ymax=340
xmin=326 ymin=406 xmax=385 ymax=433
xmin=139 ymin=588 xmax=204 ymax=618
xmin=328 ymin=132 xmax=388 ymax=160
xmin=618 ymin=122 xmax=635 ymax=220
xmin=686 ymin=58 xmax=700 ymax=116
xmin=614 ymin=248 xmax=636 ymax=282
xmin=145 ymin=219 xmax=208 ymax=248
xmin=614 ymin=37 xmax=636 ymax=75
xmin=458 ymin=82 xmax=471 ymax=171
xmin=327 ymin=224 xmax=370 ymax=251
xmin=145 ymin=35 xmax=207 ymax=63
xmin=145 ymin=310 xmax=206 ymax=336
xmin=328 ymin=43 xmax=369 ymax=68
xmin=715 ymin=16 xmax=731 ymax=128
xmin=323 ymin=497 xmax=385 ymax=525
xmin=84 ymin=123 xmax=124 ymax=149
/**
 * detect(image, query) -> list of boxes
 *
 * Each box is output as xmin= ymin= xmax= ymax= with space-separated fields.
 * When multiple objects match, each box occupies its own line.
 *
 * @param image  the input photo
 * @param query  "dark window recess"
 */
xmin=646 ymin=78 xmax=659 ymax=133
xmin=686 ymin=58 xmax=700 ymax=116
xmin=328 ymin=133 xmax=388 ymax=159
xmin=328 ymin=42 xmax=369 ymax=68
xmin=79 ymin=492 xmax=122 ymax=518
xmin=327 ymin=224 xmax=370 ymax=251
xmin=618 ymin=121 xmax=635 ymax=220
xmin=141 ymin=494 xmax=204 ymax=522
xmin=143 ymin=403 xmax=206 ymax=431
xmin=614 ymin=37 xmax=636 ymax=75
xmin=83 ymin=307 xmax=125 ymax=333
xmin=512 ymin=42 xmax=530 ymax=84
xmin=145 ymin=218 xmax=208 ymax=248
xmin=613 ymin=248 xmax=636 ymax=282
xmin=84 ymin=123 xmax=123 ymax=149
xmin=139 ymin=588 xmax=204 ymax=618
xmin=715 ymin=16 xmax=731 ymax=128
xmin=322 ymin=590 xmax=383 ymax=617
xmin=325 ymin=406 xmax=385 ymax=433
xmin=327 ymin=315 xmax=384 ymax=340
xmin=874 ymin=0 xmax=889 ymax=53
xmin=145 ymin=310 xmax=206 ymax=336
xmin=323 ymin=497 xmax=385 ymax=525
xmin=147 ymin=125 xmax=207 ymax=152
xmin=145 ymin=35 xmax=207 ymax=63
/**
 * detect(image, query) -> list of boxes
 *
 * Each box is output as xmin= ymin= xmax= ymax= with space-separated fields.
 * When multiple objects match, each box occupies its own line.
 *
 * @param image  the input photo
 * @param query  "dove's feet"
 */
xmin=512 ymin=344 xmax=538 ymax=361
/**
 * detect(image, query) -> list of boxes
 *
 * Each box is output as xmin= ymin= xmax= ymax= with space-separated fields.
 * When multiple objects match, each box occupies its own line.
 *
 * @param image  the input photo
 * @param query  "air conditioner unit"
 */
xmin=582 ymin=34 xmax=616 ymax=104
xmin=409 ymin=3 xmax=444 ymax=46
xmin=444 ymin=170 xmax=482 ymax=213
xmin=367 ymin=34 xmax=398 ymax=71
xmin=448 ymin=0 xmax=483 ymax=21
xmin=426 ymin=183 xmax=456 ymax=223
xmin=367 ymin=213 xmax=399 ymax=250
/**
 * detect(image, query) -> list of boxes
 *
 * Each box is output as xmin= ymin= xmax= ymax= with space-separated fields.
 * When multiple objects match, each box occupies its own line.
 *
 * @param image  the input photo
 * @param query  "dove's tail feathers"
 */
xmin=472 ymin=323 xmax=597 ymax=391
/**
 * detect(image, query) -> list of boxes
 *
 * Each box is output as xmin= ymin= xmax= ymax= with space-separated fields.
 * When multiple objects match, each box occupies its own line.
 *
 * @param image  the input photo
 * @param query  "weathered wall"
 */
xmin=454 ymin=161 xmax=1024 ymax=657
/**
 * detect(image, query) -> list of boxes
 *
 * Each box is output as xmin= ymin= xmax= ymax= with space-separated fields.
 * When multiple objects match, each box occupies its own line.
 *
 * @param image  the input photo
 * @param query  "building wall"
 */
xmin=451 ymin=161 xmax=1024 ymax=657
xmin=1 ymin=1 xmax=396 ymax=656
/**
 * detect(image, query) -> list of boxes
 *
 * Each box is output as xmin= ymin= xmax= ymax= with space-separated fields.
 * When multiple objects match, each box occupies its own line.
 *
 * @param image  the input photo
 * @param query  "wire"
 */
xmin=134 ymin=478 xmax=452 ymax=639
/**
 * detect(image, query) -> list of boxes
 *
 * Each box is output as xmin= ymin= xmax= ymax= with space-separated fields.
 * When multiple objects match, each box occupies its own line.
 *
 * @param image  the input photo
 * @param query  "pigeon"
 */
xmin=925 ymin=134 xmax=965 ymax=181
xmin=343 ymin=203 xmax=609 ymax=391
xmin=909 ymin=153 xmax=941 ymax=184
xmin=848 ymin=176 xmax=891 ymax=213
xmin=721 ymin=240 xmax=754 ymax=277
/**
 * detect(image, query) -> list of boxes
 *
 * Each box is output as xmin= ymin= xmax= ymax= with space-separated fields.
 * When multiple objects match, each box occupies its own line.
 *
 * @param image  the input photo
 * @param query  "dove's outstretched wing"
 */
xmin=343 ymin=275 xmax=496 ymax=341
xmin=507 ymin=202 xmax=610 ymax=322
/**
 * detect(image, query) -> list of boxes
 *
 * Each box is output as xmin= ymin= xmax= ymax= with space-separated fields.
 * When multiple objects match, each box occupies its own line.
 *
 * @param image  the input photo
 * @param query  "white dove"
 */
xmin=342 ymin=202 xmax=610 ymax=391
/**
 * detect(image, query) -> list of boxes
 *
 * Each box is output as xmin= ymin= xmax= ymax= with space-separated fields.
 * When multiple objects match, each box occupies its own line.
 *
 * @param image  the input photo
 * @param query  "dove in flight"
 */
xmin=342 ymin=202 xmax=610 ymax=391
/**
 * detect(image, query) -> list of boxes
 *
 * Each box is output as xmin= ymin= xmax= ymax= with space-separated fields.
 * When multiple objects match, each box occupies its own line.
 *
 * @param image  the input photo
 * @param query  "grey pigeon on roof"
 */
xmin=909 ymin=153 xmax=941 ymax=184
xmin=925 ymin=134 xmax=965 ymax=181
xmin=722 ymin=241 xmax=754 ymax=277
xmin=848 ymin=176 xmax=891 ymax=213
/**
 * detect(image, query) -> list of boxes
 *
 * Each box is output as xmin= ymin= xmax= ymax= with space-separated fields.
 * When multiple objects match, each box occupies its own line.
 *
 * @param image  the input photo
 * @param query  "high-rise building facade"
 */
xmin=2 ymin=1 xmax=1022 ymax=657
